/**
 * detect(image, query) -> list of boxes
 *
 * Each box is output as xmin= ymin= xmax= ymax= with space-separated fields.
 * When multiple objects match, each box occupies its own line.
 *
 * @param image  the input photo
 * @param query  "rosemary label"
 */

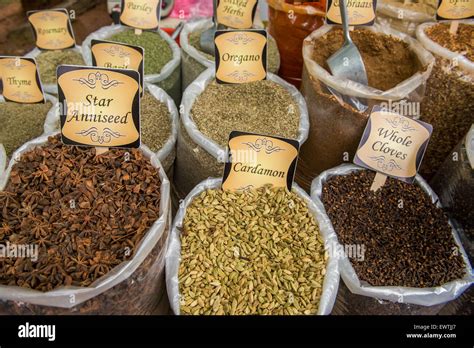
xmin=27 ymin=9 xmax=76 ymax=50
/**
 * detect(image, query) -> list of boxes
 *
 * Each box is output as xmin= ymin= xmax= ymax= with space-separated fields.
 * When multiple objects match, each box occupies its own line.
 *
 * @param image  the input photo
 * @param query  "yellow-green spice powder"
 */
xmin=36 ymin=50 xmax=85 ymax=84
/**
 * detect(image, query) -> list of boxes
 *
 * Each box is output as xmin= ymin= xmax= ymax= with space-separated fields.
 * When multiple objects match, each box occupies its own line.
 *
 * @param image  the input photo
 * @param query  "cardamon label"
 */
xmin=436 ymin=0 xmax=473 ymax=20
xmin=216 ymin=0 xmax=258 ymax=29
xmin=27 ymin=9 xmax=76 ymax=50
xmin=0 ymin=56 xmax=45 ymax=104
xmin=57 ymin=65 xmax=141 ymax=149
xmin=222 ymin=131 xmax=300 ymax=191
xmin=326 ymin=0 xmax=377 ymax=26
xmin=120 ymin=0 xmax=161 ymax=30
xmin=354 ymin=106 xmax=433 ymax=183
xmin=214 ymin=29 xmax=267 ymax=84
xmin=91 ymin=39 xmax=144 ymax=96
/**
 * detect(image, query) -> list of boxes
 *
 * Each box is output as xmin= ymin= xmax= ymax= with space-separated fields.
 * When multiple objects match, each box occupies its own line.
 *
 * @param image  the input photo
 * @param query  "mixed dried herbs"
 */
xmin=179 ymin=186 xmax=327 ymax=315
xmin=0 ymin=135 xmax=162 ymax=291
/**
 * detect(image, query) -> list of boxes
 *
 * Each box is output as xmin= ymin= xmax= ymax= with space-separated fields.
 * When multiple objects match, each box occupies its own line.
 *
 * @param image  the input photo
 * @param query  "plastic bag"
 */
xmin=82 ymin=25 xmax=182 ymax=105
xmin=0 ymin=133 xmax=171 ymax=314
xmin=416 ymin=21 xmax=474 ymax=180
xmin=42 ymin=83 xmax=178 ymax=176
xmin=25 ymin=46 xmax=84 ymax=96
xmin=0 ymin=93 xmax=58 ymax=160
xmin=376 ymin=0 xmax=436 ymax=37
xmin=310 ymin=164 xmax=473 ymax=311
xmin=166 ymin=178 xmax=340 ymax=315
xmin=180 ymin=18 xmax=281 ymax=91
xmin=267 ymin=0 xmax=326 ymax=88
xmin=431 ymin=125 xmax=474 ymax=263
xmin=296 ymin=24 xmax=435 ymax=192
xmin=174 ymin=67 xmax=310 ymax=199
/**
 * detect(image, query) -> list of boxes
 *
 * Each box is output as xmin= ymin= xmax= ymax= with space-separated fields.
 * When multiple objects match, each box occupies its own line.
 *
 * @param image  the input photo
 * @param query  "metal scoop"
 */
xmin=200 ymin=0 xmax=220 ymax=56
xmin=326 ymin=0 xmax=368 ymax=85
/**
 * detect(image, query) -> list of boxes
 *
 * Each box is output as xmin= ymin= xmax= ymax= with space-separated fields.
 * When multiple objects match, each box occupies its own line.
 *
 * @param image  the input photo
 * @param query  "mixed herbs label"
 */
xmin=27 ymin=9 xmax=76 ymax=50
xmin=214 ymin=29 xmax=267 ymax=84
xmin=0 ymin=57 xmax=45 ymax=104
xmin=57 ymin=65 xmax=141 ymax=149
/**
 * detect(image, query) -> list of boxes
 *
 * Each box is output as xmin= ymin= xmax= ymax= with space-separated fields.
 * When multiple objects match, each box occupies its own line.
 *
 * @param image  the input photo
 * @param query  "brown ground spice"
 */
xmin=425 ymin=23 xmax=474 ymax=61
xmin=311 ymin=28 xmax=421 ymax=91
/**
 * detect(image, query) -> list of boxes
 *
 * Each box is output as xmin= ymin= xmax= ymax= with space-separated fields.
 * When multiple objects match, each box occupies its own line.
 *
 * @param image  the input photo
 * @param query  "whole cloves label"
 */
xmin=91 ymin=39 xmax=144 ymax=96
xmin=222 ymin=131 xmax=300 ymax=191
xmin=326 ymin=0 xmax=377 ymax=26
xmin=27 ymin=9 xmax=76 ymax=50
xmin=354 ymin=107 xmax=432 ymax=183
xmin=215 ymin=29 xmax=267 ymax=84
xmin=57 ymin=65 xmax=141 ymax=149
xmin=120 ymin=0 xmax=161 ymax=30
xmin=216 ymin=0 xmax=258 ymax=29
xmin=436 ymin=0 xmax=473 ymax=20
xmin=0 ymin=57 xmax=45 ymax=104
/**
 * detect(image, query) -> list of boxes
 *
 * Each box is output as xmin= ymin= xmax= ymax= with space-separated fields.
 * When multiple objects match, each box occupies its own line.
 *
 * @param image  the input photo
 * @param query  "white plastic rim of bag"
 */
xmin=165 ymin=178 xmax=340 ymax=315
xmin=180 ymin=19 xmax=215 ymax=70
xmin=377 ymin=1 xmax=435 ymax=23
xmin=303 ymin=23 xmax=435 ymax=101
xmin=310 ymin=164 xmax=474 ymax=306
xmin=0 ymin=144 xmax=5 ymax=178
xmin=180 ymin=68 xmax=310 ymax=162
xmin=180 ymin=19 xmax=280 ymax=71
xmin=82 ymin=25 xmax=181 ymax=85
xmin=42 ymin=83 xmax=178 ymax=165
xmin=25 ymin=46 xmax=83 ymax=95
xmin=416 ymin=21 xmax=474 ymax=76
xmin=0 ymin=133 xmax=171 ymax=309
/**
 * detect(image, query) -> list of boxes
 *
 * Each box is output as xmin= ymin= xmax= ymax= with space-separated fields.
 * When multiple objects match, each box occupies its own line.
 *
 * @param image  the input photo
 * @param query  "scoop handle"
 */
xmin=339 ymin=0 xmax=352 ymax=44
xmin=213 ymin=0 xmax=218 ymax=29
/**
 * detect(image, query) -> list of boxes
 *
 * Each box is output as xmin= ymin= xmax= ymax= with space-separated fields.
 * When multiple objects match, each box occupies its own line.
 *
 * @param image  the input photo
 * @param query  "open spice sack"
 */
xmin=166 ymin=178 xmax=340 ymax=315
xmin=310 ymin=164 xmax=473 ymax=314
xmin=180 ymin=19 xmax=281 ymax=91
xmin=26 ymin=46 xmax=85 ymax=95
xmin=174 ymin=68 xmax=309 ymax=199
xmin=82 ymin=25 xmax=182 ymax=105
xmin=376 ymin=0 xmax=437 ymax=37
xmin=44 ymin=84 xmax=178 ymax=178
xmin=0 ymin=134 xmax=171 ymax=314
xmin=416 ymin=21 xmax=474 ymax=180
xmin=431 ymin=126 xmax=474 ymax=263
xmin=296 ymin=24 xmax=434 ymax=192
xmin=0 ymin=94 xmax=58 ymax=160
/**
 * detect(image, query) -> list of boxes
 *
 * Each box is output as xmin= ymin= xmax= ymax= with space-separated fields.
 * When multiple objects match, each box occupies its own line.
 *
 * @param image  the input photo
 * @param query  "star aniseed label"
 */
xmin=0 ymin=56 xmax=45 ymax=104
xmin=27 ymin=9 xmax=76 ymax=50
xmin=326 ymin=0 xmax=377 ymax=26
xmin=57 ymin=65 xmax=141 ymax=149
